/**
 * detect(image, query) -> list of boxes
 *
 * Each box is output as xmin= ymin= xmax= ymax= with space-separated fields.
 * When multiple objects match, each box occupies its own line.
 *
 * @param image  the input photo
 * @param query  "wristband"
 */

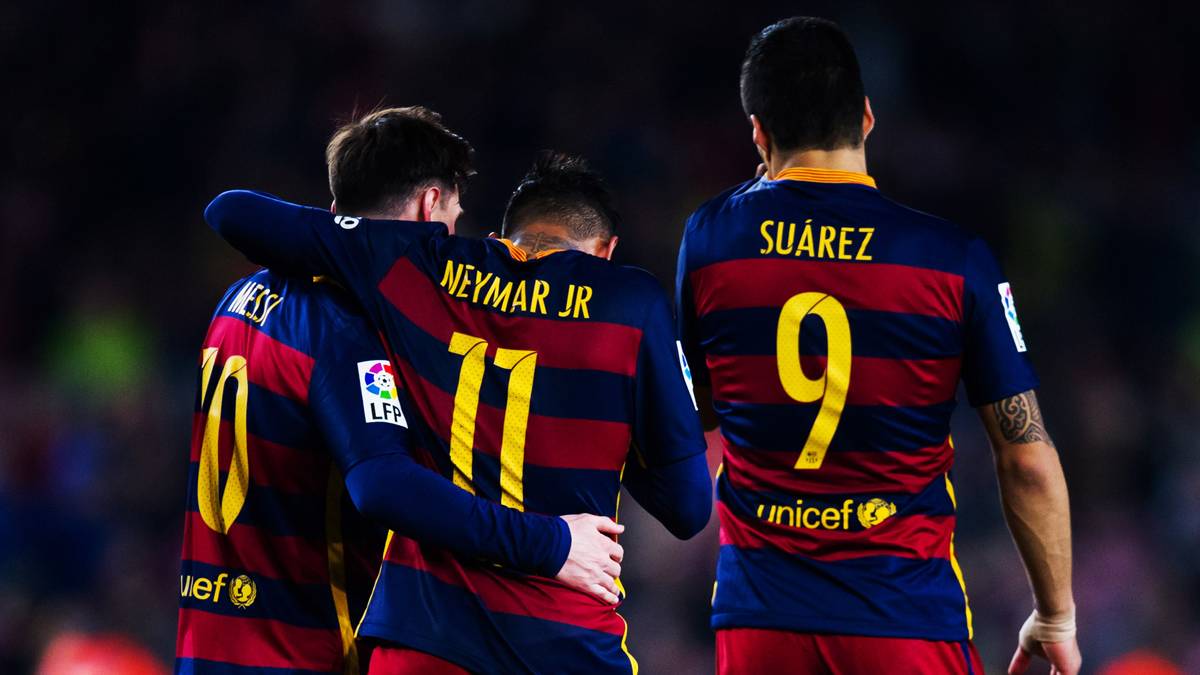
xmin=1018 ymin=605 xmax=1076 ymax=652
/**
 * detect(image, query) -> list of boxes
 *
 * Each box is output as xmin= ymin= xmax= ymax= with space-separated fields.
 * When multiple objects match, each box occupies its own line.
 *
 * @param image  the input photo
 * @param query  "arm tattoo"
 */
xmin=991 ymin=390 xmax=1055 ymax=446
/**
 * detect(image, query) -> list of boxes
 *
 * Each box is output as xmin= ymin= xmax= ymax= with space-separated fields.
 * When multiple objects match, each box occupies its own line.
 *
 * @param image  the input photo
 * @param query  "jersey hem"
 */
xmin=711 ymin=611 xmax=969 ymax=643
xmin=359 ymin=623 xmax=498 ymax=674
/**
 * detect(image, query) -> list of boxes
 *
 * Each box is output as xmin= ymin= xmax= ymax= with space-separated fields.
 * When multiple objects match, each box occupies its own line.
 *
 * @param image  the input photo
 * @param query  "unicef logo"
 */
xmin=856 ymin=498 xmax=897 ymax=529
xmin=229 ymin=574 xmax=257 ymax=609
xmin=363 ymin=362 xmax=397 ymax=400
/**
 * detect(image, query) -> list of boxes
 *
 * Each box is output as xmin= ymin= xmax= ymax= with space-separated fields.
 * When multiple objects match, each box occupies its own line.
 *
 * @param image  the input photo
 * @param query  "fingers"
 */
xmin=589 ymin=582 xmax=619 ymax=605
xmin=608 ymin=541 xmax=624 ymax=563
xmin=1008 ymin=646 xmax=1031 ymax=675
xmin=593 ymin=516 xmax=625 ymax=536
xmin=603 ymin=558 xmax=621 ymax=578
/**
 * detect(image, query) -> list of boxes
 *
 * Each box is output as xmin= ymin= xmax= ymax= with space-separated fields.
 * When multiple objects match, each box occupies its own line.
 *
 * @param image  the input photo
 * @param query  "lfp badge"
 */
xmin=997 ymin=282 xmax=1027 ymax=353
xmin=357 ymin=360 xmax=408 ymax=427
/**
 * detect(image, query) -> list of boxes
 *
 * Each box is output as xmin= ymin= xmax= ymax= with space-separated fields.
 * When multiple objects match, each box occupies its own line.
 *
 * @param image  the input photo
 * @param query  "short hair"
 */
xmin=325 ymin=106 xmax=475 ymax=214
xmin=501 ymin=152 xmax=619 ymax=241
xmin=740 ymin=17 xmax=865 ymax=153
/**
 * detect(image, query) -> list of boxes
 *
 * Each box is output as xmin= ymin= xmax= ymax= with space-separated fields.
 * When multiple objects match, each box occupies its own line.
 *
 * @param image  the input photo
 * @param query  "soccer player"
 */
xmin=675 ymin=17 xmax=1081 ymax=675
xmin=204 ymin=119 xmax=713 ymax=672
xmin=178 ymin=109 xmax=630 ymax=675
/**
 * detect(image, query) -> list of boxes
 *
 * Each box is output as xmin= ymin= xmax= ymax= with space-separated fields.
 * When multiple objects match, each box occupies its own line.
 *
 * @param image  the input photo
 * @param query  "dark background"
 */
xmin=1 ymin=1 xmax=1197 ymax=672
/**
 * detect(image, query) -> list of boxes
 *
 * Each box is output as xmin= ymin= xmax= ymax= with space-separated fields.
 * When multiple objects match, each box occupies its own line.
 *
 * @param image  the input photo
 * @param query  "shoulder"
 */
xmin=684 ymin=179 xmax=761 ymax=236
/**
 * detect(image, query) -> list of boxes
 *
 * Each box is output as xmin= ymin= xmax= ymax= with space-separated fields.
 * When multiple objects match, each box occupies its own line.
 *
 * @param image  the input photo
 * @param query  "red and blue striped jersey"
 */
xmin=205 ymin=194 xmax=709 ymax=674
xmin=676 ymin=167 xmax=1039 ymax=642
xmin=178 ymin=270 xmax=408 ymax=675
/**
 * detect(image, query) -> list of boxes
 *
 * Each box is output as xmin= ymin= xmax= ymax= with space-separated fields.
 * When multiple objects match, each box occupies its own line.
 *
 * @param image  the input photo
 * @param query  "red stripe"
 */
xmin=190 ymin=414 xmax=327 ymax=494
xmin=176 ymin=607 xmax=342 ymax=671
xmin=181 ymin=512 xmax=329 ymax=585
xmin=383 ymin=535 xmax=627 ymax=636
xmin=690 ymin=258 xmax=963 ymax=322
xmin=706 ymin=354 xmax=960 ymax=408
xmin=721 ymin=437 xmax=953 ymax=495
xmin=717 ymin=501 xmax=951 ymax=562
xmin=378 ymin=257 xmax=642 ymax=377
xmin=392 ymin=353 xmax=631 ymax=471
xmin=204 ymin=316 xmax=315 ymax=403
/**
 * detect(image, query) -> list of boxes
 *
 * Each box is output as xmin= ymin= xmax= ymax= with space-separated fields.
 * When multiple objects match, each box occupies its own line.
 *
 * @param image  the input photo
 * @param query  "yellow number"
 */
xmin=447 ymin=332 xmax=538 ymax=511
xmin=448 ymin=333 xmax=488 ymax=492
xmin=198 ymin=347 xmax=251 ymax=533
xmin=775 ymin=293 xmax=852 ymax=470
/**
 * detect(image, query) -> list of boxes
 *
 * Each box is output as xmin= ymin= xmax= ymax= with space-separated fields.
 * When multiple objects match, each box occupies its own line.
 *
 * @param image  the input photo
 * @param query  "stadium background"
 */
xmin=1 ymin=1 xmax=1196 ymax=672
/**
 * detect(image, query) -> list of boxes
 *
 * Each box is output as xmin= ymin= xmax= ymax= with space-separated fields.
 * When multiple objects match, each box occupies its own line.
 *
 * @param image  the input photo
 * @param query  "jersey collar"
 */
xmin=774 ymin=166 xmax=877 ymax=189
xmin=498 ymin=238 xmax=564 ymax=261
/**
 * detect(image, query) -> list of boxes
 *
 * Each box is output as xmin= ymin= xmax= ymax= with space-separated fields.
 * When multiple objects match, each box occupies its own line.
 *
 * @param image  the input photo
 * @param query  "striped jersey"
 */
xmin=676 ymin=167 xmax=1039 ymax=641
xmin=177 ymin=270 xmax=406 ymax=674
xmin=205 ymin=193 xmax=708 ymax=674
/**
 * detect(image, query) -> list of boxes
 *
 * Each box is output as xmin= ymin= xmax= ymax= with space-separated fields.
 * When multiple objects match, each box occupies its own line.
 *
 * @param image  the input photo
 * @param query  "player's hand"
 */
xmin=1008 ymin=609 xmax=1081 ymax=675
xmin=555 ymin=514 xmax=625 ymax=605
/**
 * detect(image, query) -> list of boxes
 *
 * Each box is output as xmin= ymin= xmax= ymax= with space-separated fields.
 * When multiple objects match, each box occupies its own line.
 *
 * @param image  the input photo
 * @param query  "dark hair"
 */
xmin=740 ymin=17 xmax=865 ymax=153
xmin=501 ymin=152 xmax=619 ymax=240
xmin=325 ymin=106 xmax=475 ymax=213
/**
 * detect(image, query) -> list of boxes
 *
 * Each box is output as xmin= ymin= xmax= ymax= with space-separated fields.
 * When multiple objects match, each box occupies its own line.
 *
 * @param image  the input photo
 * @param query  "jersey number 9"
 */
xmin=776 ymin=293 xmax=852 ymax=470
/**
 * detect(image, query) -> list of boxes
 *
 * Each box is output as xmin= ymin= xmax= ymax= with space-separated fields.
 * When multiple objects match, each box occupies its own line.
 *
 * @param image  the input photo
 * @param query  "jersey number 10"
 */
xmin=776 ymin=293 xmax=852 ymax=470
xmin=446 ymin=331 xmax=538 ymax=511
xmin=197 ymin=348 xmax=251 ymax=533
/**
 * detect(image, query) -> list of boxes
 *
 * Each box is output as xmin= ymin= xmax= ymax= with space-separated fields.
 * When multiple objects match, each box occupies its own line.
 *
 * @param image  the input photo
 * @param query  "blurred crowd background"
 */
xmin=1 ymin=1 xmax=1197 ymax=672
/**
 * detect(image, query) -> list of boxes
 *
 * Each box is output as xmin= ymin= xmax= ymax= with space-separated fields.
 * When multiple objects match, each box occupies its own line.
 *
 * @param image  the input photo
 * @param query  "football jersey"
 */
xmin=177 ymin=270 xmax=407 ymax=674
xmin=676 ymin=166 xmax=1039 ymax=642
xmin=204 ymin=192 xmax=708 ymax=674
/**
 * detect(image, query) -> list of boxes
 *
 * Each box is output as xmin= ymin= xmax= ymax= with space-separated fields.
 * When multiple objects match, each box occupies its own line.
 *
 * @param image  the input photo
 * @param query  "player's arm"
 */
xmin=977 ymin=391 xmax=1079 ymax=675
xmin=626 ymin=287 xmax=713 ymax=540
xmin=961 ymin=237 xmax=1080 ymax=675
xmin=310 ymin=331 xmax=625 ymax=603
xmin=674 ymin=227 xmax=719 ymax=431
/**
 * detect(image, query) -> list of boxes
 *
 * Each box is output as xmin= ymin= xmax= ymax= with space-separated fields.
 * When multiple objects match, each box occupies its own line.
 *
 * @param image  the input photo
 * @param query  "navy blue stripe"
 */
xmin=179 ymin=560 xmax=337 ymax=630
xmin=185 ymin=463 xmax=325 ymax=539
xmin=699 ymin=307 xmax=962 ymax=360
xmin=176 ymin=657 xmax=335 ymax=675
xmin=386 ymin=304 xmax=635 ymax=424
xmin=712 ymin=544 xmax=969 ymax=641
xmin=464 ymin=452 xmax=622 ymax=518
xmin=359 ymin=561 xmax=632 ymax=674
xmin=714 ymin=400 xmax=956 ymax=454
xmin=196 ymin=381 xmax=318 ymax=452
xmin=717 ymin=471 xmax=955 ymax=524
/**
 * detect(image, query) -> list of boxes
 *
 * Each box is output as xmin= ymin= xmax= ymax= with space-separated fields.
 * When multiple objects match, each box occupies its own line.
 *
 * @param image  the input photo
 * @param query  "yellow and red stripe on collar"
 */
xmin=497 ymin=238 xmax=564 ymax=261
xmin=774 ymin=166 xmax=876 ymax=189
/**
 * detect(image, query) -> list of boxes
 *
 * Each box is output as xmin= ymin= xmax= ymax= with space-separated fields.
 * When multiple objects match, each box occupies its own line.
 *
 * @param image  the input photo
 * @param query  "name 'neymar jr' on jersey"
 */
xmin=204 ymin=152 xmax=713 ymax=674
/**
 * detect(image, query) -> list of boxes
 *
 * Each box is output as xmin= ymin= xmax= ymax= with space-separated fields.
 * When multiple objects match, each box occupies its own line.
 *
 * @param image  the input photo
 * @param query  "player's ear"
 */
xmin=418 ymin=186 xmax=441 ymax=222
xmin=330 ymin=200 xmax=337 ymax=214
xmin=749 ymin=115 xmax=771 ymax=169
xmin=487 ymin=232 xmax=500 ymax=239
xmin=862 ymin=96 xmax=876 ymax=142
xmin=601 ymin=235 xmax=619 ymax=261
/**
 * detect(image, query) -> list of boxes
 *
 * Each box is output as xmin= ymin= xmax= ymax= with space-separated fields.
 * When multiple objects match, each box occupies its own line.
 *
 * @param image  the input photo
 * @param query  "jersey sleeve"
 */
xmin=308 ymin=319 xmax=569 ymax=577
xmin=634 ymin=286 xmax=708 ymax=465
xmin=674 ymin=221 xmax=710 ymax=386
xmin=205 ymin=190 xmax=442 ymax=323
xmin=960 ymin=237 xmax=1040 ymax=406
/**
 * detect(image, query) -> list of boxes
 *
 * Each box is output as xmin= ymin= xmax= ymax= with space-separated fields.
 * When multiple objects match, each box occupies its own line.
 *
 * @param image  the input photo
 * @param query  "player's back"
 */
xmin=355 ymin=232 xmax=698 ymax=674
xmin=678 ymin=167 xmax=1037 ymax=641
xmin=177 ymin=269 xmax=385 ymax=675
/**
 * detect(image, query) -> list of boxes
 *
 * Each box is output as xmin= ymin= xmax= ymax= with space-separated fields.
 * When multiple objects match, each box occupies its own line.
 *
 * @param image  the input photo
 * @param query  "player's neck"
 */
xmin=769 ymin=146 xmax=868 ymax=179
